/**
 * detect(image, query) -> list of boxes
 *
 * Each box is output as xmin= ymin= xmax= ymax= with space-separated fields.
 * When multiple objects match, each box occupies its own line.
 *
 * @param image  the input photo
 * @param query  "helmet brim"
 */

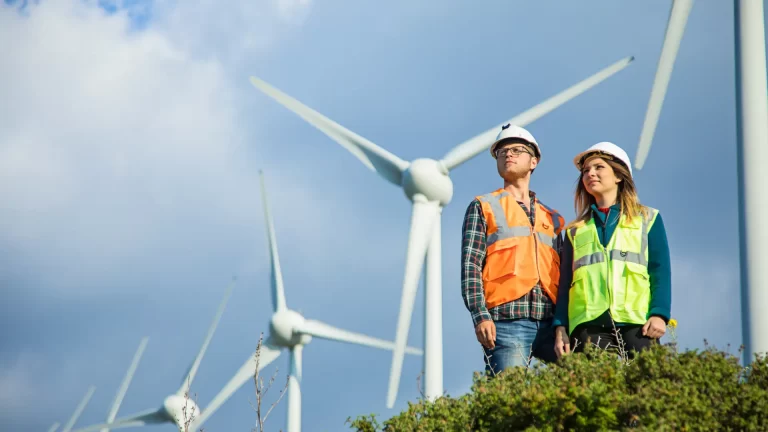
xmin=573 ymin=150 xmax=630 ymax=173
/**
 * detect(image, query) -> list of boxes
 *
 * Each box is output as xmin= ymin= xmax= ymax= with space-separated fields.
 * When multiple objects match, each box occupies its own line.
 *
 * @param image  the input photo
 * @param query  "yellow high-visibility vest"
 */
xmin=566 ymin=207 xmax=659 ymax=334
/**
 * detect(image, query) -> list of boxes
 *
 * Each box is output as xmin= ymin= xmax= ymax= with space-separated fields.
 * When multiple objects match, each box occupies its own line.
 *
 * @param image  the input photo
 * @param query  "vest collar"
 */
xmin=492 ymin=187 xmax=537 ymax=200
xmin=589 ymin=203 xmax=620 ymax=225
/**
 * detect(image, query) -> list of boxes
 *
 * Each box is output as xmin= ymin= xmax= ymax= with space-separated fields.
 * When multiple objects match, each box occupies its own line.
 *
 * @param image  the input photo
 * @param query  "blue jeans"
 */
xmin=483 ymin=318 xmax=554 ymax=375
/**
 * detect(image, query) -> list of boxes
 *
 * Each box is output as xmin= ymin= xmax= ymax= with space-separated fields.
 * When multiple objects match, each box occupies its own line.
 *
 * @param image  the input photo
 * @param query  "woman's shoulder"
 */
xmin=564 ymin=217 xmax=589 ymax=233
xmin=639 ymin=204 xmax=663 ymax=221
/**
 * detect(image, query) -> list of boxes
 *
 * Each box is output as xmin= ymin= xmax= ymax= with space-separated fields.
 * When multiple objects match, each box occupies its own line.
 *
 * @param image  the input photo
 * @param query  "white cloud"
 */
xmin=150 ymin=0 xmax=314 ymax=65
xmin=0 ymin=0 xmax=327 ymax=299
xmin=0 ymin=352 xmax=43 ymax=417
xmin=0 ymin=0 xmax=402 ymax=303
xmin=274 ymin=0 xmax=314 ymax=23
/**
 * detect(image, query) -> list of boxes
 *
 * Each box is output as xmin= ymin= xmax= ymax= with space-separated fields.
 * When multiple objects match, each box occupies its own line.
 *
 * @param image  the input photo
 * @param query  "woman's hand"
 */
xmin=642 ymin=316 xmax=667 ymax=339
xmin=554 ymin=326 xmax=570 ymax=359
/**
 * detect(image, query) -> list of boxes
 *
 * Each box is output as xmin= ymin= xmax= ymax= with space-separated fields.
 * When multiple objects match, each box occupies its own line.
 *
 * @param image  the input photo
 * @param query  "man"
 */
xmin=461 ymin=124 xmax=564 ymax=375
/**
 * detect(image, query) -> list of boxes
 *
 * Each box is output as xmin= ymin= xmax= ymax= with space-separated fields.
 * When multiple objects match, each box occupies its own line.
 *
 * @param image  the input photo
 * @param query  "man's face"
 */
xmin=495 ymin=141 xmax=538 ymax=179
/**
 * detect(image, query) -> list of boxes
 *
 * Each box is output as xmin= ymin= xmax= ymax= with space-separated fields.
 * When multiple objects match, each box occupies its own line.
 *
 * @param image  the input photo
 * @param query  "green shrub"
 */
xmin=347 ymin=343 xmax=768 ymax=432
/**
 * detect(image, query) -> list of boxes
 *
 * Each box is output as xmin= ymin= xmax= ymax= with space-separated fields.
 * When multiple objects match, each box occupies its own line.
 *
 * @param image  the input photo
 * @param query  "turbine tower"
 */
xmin=188 ymin=171 xmax=423 ymax=432
xmin=633 ymin=0 xmax=768 ymax=364
xmin=248 ymin=55 xmax=635 ymax=407
xmin=71 ymin=279 xmax=237 ymax=432
xmin=733 ymin=0 xmax=768 ymax=366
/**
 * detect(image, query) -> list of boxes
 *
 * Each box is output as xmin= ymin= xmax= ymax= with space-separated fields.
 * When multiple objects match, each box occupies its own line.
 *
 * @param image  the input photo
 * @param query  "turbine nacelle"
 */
xmin=270 ymin=310 xmax=311 ymax=347
xmin=401 ymin=159 xmax=453 ymax=206
xmin=162 ymin=394 xmax=200 ymax=430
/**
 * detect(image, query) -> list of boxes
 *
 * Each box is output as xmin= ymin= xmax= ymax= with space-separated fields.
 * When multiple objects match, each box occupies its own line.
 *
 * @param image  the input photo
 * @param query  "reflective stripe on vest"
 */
xmin=565 ymin=207 xmax=659 ymax=335
xmin=475 ymin=189 xmax=565 ymax=308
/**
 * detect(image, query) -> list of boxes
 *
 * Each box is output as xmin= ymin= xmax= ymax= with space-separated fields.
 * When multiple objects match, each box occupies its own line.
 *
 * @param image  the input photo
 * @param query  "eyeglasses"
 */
xmin=496 ymin=146 xmax=532 ymax=158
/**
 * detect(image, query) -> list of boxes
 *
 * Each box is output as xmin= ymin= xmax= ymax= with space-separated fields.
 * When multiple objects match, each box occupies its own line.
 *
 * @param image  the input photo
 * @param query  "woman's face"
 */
xmin=581 ymin=156 xmax=621 ymax=197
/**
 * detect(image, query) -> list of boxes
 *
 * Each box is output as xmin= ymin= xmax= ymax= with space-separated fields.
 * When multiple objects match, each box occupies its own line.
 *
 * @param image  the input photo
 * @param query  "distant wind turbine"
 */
xmin=48 ymin=385 xmax=95 ymax=432
xmin=633 ymin=0 xmax=768 ymax=364
xmin=248 ymin=55 xmax=635 ymax=408
xmin=71 ymin=278 xmax=237 ymax=432
xmin=189 ymin=171 xmax=423 ymax=432
xmin=98 ymin=336 xmax=149 ymax=432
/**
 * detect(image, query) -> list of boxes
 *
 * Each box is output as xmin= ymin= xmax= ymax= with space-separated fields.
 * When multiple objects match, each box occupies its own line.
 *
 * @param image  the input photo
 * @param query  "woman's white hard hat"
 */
xmin=573 ymin=141 xmax=633 ymax=177
xmin=490 ymin=124 xmax=541 ymax=160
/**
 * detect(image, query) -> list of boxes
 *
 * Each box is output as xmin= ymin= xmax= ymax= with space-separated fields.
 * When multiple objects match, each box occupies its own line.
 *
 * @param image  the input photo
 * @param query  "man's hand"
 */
xmin=554 ymin=326 xmax=570 ymax=359
xmin=475 ymin=320 xmax=496 ymax=349
xmin=642 ymin=316 xmax=666 ymax=339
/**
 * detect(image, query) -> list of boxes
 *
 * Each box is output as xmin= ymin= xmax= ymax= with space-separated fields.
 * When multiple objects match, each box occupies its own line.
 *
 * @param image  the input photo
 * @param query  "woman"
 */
xmin=552 ymin=142 xmax=671 ymax=358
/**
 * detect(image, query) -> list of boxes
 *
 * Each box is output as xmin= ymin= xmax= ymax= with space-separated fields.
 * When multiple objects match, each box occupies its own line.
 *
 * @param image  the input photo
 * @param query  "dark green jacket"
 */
xmin=552 ymin=204 xmax=672 ymax=330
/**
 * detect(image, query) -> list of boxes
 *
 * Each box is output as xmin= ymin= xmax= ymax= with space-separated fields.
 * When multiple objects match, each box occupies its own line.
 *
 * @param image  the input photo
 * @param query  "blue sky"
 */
xmin=1 ymin=0 xmax=762 ymax=431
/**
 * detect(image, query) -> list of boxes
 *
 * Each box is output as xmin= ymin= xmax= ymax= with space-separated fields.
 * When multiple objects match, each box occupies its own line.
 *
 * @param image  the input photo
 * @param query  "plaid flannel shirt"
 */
xmin=461 ymin=191 xmax=563 ymax=327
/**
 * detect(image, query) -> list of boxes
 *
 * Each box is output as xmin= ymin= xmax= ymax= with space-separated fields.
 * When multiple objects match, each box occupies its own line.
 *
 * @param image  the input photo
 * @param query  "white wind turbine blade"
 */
xmin=48 ymin=422 xmax=60 ymax=432
xmin=190 ymin=342 xmax=282 ymax=430
xmin=286 ymin=345 xmax=302 ymax=432
xmin=297 ymin=319 xmax=424 ymax=355
xmin=100 ymin=337 xmax=149 ymax=432
xmin=634 ymin=0 xmax=694 ymax=170
xmin=61 ymin=385 xmax=95 ymax=432
xmin=71 ymin=408 xmax=167 ymax=432
xmin=249 ymin=76 xmax=410 ymax=186
xmin=176 ymin=278 xmax=237 ymax=396
xmin=259 ymin=170 xmax=286 ymax=312
xmin=439 ymin=56 xmax=636 ymax=171
xmin=386 ymin=198 xmax=441 ymax=409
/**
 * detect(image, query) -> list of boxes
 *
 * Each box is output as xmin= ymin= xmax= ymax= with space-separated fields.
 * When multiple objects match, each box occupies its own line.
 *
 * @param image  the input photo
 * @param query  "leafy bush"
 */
xmin=347 ymin=342 xmax=768 ymax=432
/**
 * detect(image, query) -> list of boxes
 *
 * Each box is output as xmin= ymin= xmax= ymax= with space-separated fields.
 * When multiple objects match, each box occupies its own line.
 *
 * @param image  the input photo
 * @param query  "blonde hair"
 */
xmin=565 ymin=156 xmax=649 ymax=230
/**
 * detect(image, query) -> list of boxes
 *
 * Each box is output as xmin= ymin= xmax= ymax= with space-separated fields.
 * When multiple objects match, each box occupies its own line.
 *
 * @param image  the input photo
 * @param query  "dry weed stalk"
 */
xmin=482 ymin=348 xmax=497 ymax=377
xmin=416 ymin=370 xmax=426 ymax=399
xmin=175 ymin=332 xmax=289 ymax=432
xmin=609 ymin=318 xmax=632 ymax=365
xmin=249 ymin=332 xmax=289 ymax=432
xmin=517 ymin=343 xmax=535 ymax=369
xmin=481 ymin=341 xmax=537 ymax=379
xmin=179 ymin=376 xmax=201 ymax=432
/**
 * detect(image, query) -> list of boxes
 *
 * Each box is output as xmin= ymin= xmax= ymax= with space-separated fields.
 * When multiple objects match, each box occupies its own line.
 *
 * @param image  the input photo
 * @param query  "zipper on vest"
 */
xmin=600 ymin=210 xmax=608 ymax=243
xmin=604 ymin=242 xmax=614 ymax=320
xmin=598 ymin=209 xmax=614 ymax=320
xmin=533 ymin=205 xmax=541 ymax=285
xmin=533 ymin=225 xmax=541 ymax=284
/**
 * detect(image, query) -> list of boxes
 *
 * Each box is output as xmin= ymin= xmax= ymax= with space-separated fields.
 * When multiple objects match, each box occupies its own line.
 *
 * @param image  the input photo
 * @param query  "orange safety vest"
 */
xmin=475 ymin=189 xmax=564 ymax=309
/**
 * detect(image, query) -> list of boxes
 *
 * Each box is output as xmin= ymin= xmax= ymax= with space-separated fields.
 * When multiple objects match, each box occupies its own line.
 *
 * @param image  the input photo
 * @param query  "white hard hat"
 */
xmin=573 ymin=141 xmax=633 ymax=177
xmin=490 ymin=124 xmax=541 ymax=160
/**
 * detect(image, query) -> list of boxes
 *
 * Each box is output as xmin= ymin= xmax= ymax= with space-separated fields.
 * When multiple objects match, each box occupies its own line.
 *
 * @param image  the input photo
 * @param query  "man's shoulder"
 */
xmin=474 ymin=188 xmax=505 ymax=203
xmin=463 ymin=198 xmax=484 ymax=218
xmin=534 ymin=197 xmax=563 ymax=216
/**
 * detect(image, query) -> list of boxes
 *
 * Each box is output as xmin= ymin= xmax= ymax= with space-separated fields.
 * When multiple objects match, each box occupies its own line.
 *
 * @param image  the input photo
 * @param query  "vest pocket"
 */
xmin=568 ymin=272 xmax=588 ymax=325
xmin=621 ymin=262 xmax=651 ymax=316
xmin=484 ymin=244 xmax=518 ymax=281
xmin=573 ymin=230 xmax=594 ymax=250
xmin=622 ymin=262 xmax=650 ymax=284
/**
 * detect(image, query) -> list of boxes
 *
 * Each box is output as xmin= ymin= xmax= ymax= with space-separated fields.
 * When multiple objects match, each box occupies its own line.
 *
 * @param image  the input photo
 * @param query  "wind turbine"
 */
xmin=48 ymin=385 xmax=95 ymax=432
xmin=632 ymin=0 xmax=768 ymax=364
xmin=633 ymin=0 xmax=694 ymax=170
xmin=98 ymin=336 xmax=150 ymax=432
xmin=188 ymin=171 xmax=423 ymax=432
xmin=248 ymin=55 xmax=635 ymax=408
xmin=71 ymin=279 xmax=237 ymax=432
